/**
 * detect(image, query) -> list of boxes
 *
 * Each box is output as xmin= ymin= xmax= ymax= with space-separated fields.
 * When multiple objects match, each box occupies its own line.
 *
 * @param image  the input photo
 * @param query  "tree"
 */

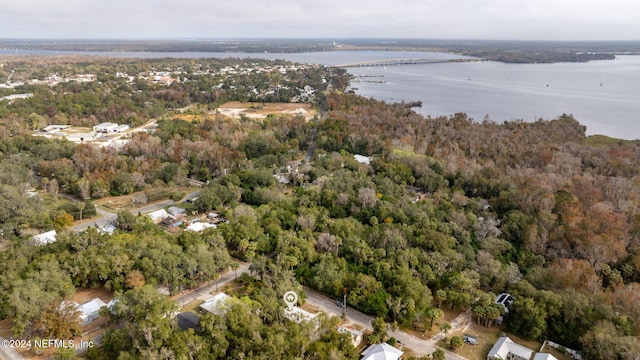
xmin=53 ymin=211 xmax=74 ymax=231
xmin=116 ymin=210 xmax=136 ymax=231
xmin=434 ymin=289 xmax=447 ymax=309
xmin=103 ymin=285 xmax=178 ymax=357
xmin=76 ymin=177 xmax=91 ymax=200
xmin=48 ymin=178 xmax=59 ymax=201
xmin=369 ymin=317 xmax=388 ymax=344
xmin=432 ymin=348 xmax=446 ymax=360
xmin=230 ymin=262 xmax=240 ymax=280
xmin=125 ymin=270 xmax=146 ymax=289
xmin=213 ymin=273 xmax=220 ymax=292
xmin=76 ymin=201 xmax=86 ymax=221
xmin=30 ymin=301 xmax=82 ymax=339
xmin=508 ymin=297 xmax=547 ymax=340
xmin=439 ymin=322 xmax=451 ymax=340
xmin=449 ymin=335 xmax=463 ymax=350
xmin=425 ymin=307 xmax=444 ymax=331
xmin=53 ymin=347 xmax=75 ymax=360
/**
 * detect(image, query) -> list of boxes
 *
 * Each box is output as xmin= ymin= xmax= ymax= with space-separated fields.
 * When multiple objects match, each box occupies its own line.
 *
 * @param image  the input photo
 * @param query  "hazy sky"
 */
xmin=1 ymin=0 xmax=638 ymax=40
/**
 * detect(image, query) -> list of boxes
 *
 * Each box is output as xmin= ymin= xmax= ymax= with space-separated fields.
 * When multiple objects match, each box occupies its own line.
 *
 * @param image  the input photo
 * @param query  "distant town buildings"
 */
xmin=0 ymin=93 xmax=33 ymax=103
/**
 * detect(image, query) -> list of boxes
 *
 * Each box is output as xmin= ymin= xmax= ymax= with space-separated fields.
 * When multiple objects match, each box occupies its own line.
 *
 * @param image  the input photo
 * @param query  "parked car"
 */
xmin=463 ymin=334 xmax=478 ymax=345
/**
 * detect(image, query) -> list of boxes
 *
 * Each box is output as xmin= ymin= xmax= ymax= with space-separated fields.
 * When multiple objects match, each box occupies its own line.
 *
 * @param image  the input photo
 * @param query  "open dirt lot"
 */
xmin=215 ymin=102 xmax=317 ymax=121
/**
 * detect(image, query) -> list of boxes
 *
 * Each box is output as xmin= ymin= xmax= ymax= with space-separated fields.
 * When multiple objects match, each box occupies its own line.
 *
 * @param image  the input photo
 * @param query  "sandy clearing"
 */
xmin=215 ymin=101 xmax=317 ymax=121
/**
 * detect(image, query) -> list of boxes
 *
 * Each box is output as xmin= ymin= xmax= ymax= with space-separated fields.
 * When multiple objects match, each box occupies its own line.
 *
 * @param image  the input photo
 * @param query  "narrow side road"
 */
xmin=302 ymin=288 xmax=468 ymax=360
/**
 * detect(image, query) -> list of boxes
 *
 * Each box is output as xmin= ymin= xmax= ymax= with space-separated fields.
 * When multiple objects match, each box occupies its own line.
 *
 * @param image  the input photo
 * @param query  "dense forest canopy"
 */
xmin=0 ymin=56 xmax=639 ymax=359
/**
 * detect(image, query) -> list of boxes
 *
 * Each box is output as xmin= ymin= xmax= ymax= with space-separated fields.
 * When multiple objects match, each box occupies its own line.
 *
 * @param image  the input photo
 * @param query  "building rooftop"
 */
xmin=361 ymin=343 xmax=403 ymax=360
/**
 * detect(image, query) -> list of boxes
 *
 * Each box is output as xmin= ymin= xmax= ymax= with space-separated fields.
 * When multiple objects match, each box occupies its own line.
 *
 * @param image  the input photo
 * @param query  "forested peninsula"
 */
xmin=3 ymin=38 xmax=639 ymax=63
xmin=0 ymin=56 xmax=639 ymax=359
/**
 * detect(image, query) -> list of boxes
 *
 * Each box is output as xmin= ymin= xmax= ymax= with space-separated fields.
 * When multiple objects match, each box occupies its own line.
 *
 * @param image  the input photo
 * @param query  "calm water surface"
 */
xmin=347 ymin=56 xmax=640 ymax=140
xmin=2 ymin=49 xmax=638 ymax=139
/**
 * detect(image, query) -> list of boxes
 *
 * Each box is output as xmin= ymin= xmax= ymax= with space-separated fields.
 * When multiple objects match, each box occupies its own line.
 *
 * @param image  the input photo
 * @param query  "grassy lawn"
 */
xmin=40 ymin=192 xmax=75 ymax=211
xmin=584 ymin=134 xmax=629 ymax=146
xmin=180 ymin=299 xmax=204 ymax=313
xmin=94 ymin=185 xmax=200 ymax=212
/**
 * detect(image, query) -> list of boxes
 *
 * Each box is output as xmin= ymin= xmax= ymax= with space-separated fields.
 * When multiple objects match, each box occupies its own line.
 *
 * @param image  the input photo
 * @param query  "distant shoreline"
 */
xmin=1 ymin=38 xmax=639 ymax=63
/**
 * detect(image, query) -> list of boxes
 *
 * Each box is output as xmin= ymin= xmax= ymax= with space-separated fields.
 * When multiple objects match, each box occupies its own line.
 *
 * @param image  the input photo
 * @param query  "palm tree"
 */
xmin=212 ymin=273 xmax=221 ymax=292
xmin=425 ymin=307 xmax=444 ymax=330
xmin=77 ymin=202 xmax=86 ymax=221
xmin=440 ymin=322 xmax=452 ymax=340
xmin=230 ymin=262 xmax=240 ymax=280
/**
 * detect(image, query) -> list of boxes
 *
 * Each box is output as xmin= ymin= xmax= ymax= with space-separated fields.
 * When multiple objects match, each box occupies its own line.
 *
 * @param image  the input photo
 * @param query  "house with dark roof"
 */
xmin=177 ymin=312 xmax=200 ymax=331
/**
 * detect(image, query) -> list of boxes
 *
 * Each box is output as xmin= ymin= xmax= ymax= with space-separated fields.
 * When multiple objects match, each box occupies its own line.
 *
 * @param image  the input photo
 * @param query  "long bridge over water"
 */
xmin=336 ymin=58 xmax=469 ymax=68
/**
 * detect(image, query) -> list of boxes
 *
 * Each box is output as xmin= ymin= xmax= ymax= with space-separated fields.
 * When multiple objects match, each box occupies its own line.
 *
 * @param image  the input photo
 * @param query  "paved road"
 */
xmin=0 ymin=336 xmax=25 ymax=360
xmin=173 ymin=262 xmax=250 ymax=307
xmin=69 ymin=261 xmax=249 ymax=359
xmin=302 ymin=288 xmax=467 ymax=360
xmin=70 ymin=190 xmax=202 ymax=232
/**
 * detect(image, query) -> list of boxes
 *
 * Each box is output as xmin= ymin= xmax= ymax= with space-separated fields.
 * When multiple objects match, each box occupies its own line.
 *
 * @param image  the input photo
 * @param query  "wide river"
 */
xmin=2 ymin=49 xmax=639 ymax=139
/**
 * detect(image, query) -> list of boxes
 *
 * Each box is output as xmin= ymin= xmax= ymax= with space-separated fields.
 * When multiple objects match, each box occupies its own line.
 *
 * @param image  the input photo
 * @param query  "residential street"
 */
xmin=173 ymin=262 xmax=250 ymax=307
xmin=64 ymin=189 xmax=469 ymax=360
xmin=302 ymin=288 xmax=468 ymax=360
xmin=70 ymin=190 xmax=202 ymax=232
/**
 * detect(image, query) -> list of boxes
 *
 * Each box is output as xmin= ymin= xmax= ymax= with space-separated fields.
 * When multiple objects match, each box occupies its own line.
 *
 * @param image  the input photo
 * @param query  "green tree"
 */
xmin=76 ymin=201 xmax=86 ymax=221
xmin=425 ymin=307 xmax=444 ymax=331
xmin=508 ymin=297 xmax=547 ymax=340
xmin=369 ymin=317 xmax=388 ymax=344
xmin=449 ymin=335 xmax=464 ymax=350
xmin=230 ymin=262 xmax=240 ymax=280
xmin=440 ymin=322 xmax=452 ymax=340
xmin=115 ymin=210 xmax=136 ymax=231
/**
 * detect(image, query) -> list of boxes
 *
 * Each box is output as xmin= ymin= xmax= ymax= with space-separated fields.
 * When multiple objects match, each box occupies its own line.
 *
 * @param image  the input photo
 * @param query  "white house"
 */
xmin=1 ymin=93 xmax=33 ymax=103
xmin=487 ymin=337 xmax=534 ymax=360
xmin=148 ymin=209 xmax=169 ymax=224
xmin=66 ymin=132 xmax=98 ymax=143
xmin=200 ymin=293 xmax=232 ymax=315
xmin=361 ymin=343 xmax=403 ymax=360
xmin=185 ymin=222 xmax=217 ymax=232
xmin=93 ymin=122 xmax=119 ymax=133
xmin=33 ymin=230 xmax=57 ymax=245
xmin=97 ymin=223 xmax=116 ymax=235
xmin=78 ymin=298 xmax=108 ymax=325
xmin=354 ymin=154 xmax=371 ymax=165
